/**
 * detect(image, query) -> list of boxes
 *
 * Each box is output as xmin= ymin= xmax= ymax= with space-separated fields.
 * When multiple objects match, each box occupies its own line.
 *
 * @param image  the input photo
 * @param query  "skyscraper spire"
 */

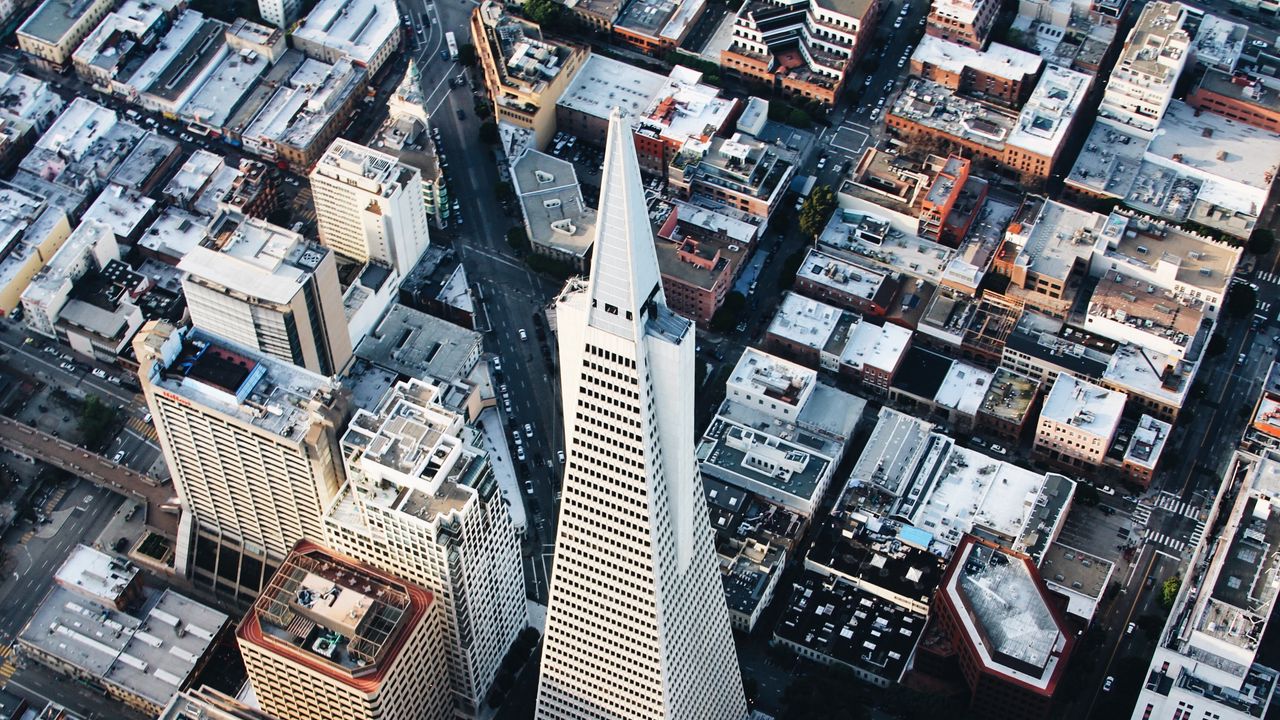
xmin=535 ymin=109 xmax=748 ymax=720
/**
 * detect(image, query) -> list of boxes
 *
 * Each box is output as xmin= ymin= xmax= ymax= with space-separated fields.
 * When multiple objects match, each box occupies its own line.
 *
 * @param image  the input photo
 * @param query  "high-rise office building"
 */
xmin=323 ymin=379 xmax=527 ymax=717
xmin=237 ymin=539 xmax=452 ymax=720
xmin=180 ymin=211 xmax=353 ymax=376
xmin=258 ymin=0 xmax=299 ymax=29
xmin=133 ymin=321 xmax=350 ymax=597
xmin=309 ymin=139 xmax=431 ymax=275
xmin=535 ymin=110 xmax=748 ymax=720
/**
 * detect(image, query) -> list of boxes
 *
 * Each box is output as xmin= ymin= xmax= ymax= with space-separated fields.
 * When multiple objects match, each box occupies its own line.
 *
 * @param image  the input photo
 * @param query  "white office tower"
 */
xmin=309 ymin=138 xmax=431 ymax=275
xmin=535 ymin=110 xmax=748 ymax=720
xmin=133 ymin=321 xmax=350 ymax=598
xmin=323 ymin=379 xmax=528 ymax=718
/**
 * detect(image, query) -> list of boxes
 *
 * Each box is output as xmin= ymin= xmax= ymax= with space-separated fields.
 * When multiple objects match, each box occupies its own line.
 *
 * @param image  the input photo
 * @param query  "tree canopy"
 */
xmin=798 ymin=184 xmax=836 ymax=238
xmin=524 ymin=0 xmax=563 ymax=27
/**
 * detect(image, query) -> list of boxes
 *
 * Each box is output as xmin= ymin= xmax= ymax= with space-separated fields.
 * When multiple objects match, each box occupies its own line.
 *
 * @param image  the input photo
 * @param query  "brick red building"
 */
xmin=925 ymin=0 xmax=999 ymax=49
xmin=921 ymin=535 xmax=1075 ymax=720
xmin=1186 ymin=68 xmax=1280 ymax=134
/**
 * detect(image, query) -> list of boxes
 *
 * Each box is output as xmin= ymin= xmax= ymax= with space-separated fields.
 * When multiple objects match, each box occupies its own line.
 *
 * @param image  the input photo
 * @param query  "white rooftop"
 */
xmin=638 ymin=66 xmax=735 ymax=145
xmin=0 ymin=183 xmax=63 ymax=291
xmin=933 ymin=362 xmax=993 ymax=417
xmin=123 ymin=10 xmax=205 ymax=95
xmin=1007 ymin=64 xmax=1091 ymax=159
xmin=164 ymin=149 xmax=224 ymax=203
xmin=32 ymin=97 xmax=118 ymax=161
xmin=820 ymin=208 xmax=954 ymax=282
xmin=911 ymin=36 xmax=1042 ymax=81
xmin=839 ymin=318 xmax=910 ymax=372
xmin=1041 ymin=373 xmax=1125 ymax=438
xmin=293 ymin=0 xmax=398 ymax=68
xmin=81 ymin=185 xmax=155 ymax=239
xmin=1190 ymin=13 xmax=1246 ymax=71
xmin=1102 ymin=342 xmax=1192 ymax=409
xmin=1145 ymin=100 xmax=1280 ymax=215
xmin=910 ymin=444 xmax=1046 ymax=548
xmin=54 ymin=544 xmax=138 ymax=605
xmin=1124 ymin=414 xmax=1170 ymax=470
xmin=180 ymin=50 xmax=268 ymax=128
xmin=796 ymin=247 xmax=888 ymax=303
xmin=766 ymin=292 xmax=845 ymax=351
xmin=138 ymin=208 xmax=208 ymax=261
xmin=0 ymin=68 xmax=64 ymax=126
xmin=1006 ymin=198 xmax=1106 ymax=281
xmin=179 ymin=216 xmax=314 ymax=305
xmin=727 ymin=347 xmax=816 ymax=410
xmin=557 ymin=54 xmax=666 ymax=120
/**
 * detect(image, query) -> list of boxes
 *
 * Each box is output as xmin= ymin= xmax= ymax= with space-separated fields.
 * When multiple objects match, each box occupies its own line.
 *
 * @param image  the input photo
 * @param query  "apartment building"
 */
xmin=1096 ymin=1 xmax=1191 ymax=136
xmin=720 ymin=0 xmax=879 ymax=107
xmin=925 ymin=0 xmax=999 ymax=48
xmin=1033 ymin=373 xmax=1126 ymax=471
xmin=17 ymin=0 xmax=115 ymax=70
xmin=471 ymin=1 xmax=588 ymax=150
xmin=310 ymin=138 xmax=431 ymax=275
xmin=323 ymin=379 xmax=527 ymax=717
xmin=291 ymin=0 xmax=400 ymax=75
xmin=237 ymin=540 xmax=452 ymax=720
xmin=134 ymin=322 xmax=351 ymax=598
xmin=910 ymin=36 xmax=1043 ymax=107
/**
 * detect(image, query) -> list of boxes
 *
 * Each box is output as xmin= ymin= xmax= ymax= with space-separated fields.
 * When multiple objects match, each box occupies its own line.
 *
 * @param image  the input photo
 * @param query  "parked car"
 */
xmin=524 ymin=423 xmax=533 ymax=438
xmin=989 ymin=444 xmax=1007 ymax=456
xmin=557 ymin=450 xmax=566 ymax=464
xmin=1102 ymin=676 xmax=1114 ymax=692
xmin=519 ymin=328 xmax=528 ymax=341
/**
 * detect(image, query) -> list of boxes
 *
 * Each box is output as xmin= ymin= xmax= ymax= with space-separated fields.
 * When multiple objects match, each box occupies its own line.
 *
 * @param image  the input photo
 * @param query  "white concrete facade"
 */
xmin=536 ymin=110 xmax=748 ymax=720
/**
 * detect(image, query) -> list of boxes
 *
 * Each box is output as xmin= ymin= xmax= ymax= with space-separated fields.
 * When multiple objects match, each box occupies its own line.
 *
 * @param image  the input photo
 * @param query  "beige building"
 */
xmin=324 ymin=379 xmax=527 ymax=718
xmin=179 ymin=211 xmax=353 ymax=376
xmin=472 ymin=1 xmax=587 ymax=150
xmin=0 ymin=183 xmax=71 ymax=316
xmin=237 ymin=540 xmax=452 ymax=720
xmin=1096 ymin=1 xmax=1191 ymax=137
xmin=310 ymin=139 xmax=431 ymax=276
xmin=134 ymin=321 xmax=351 ymax=599
xmin=17 ymin=0 xmax=115 ymax=70
xmin=1033 ymin=373 xmax=1126 ymax=471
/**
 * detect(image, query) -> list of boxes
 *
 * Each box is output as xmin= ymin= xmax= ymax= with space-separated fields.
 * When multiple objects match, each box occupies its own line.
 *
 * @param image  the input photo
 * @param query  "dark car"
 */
xmin=456 ymin=108 xmax=466 ymax=121
xmin=113 ymin=537 xmax=129 ymax=553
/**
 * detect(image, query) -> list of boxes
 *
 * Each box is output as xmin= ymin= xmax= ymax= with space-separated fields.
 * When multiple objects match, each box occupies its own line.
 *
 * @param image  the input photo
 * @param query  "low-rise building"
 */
xmin=1130 ymin=451 xmax=1280 ymax=720
xmin=240 ymin=58 xmax=367 ymax=172
xmin=292 ymin=0 xmax=400 ymax=75
xmin=1034 ymin=373 xmax=1126 ymax=471
xmin=1088 ymin=209 xmax=1241 ymax=320
xmin=668 ymin=131 xmax=794 ymax=221
xmin=1190 ymin=13 xmax=1247 ymax=73
xmin=653 ymin=215 xmax=745 ymax=325
xmin=17 ymin=0 xmax=116 ymax=70
xmin=922 ymin=535 xmax=1075 ymax=720
xmin=225 ymin=18 xmax=286 ymax=64
xmin=925 ymin=0 xmax=999 ymax=49
xmin=918 ymin=154 xmax=987 ymax=247
xmin=18 ymin=98 xmax=147 ymax=203
xmin=1246 ymin=361 xmax=1280 ymax=453
xmin=555 ymin=54 xmax=666 ymax=145
xmin=773 ymin=571 xmax=926 ymax=687
xmin=613 ymin=0 xmax=706 ymax=53
xmin=0 ymin=183 xmax=72 ymax=316
xmin=1085 ymin=268 xmax=1204 ymax=360
xmin=720 ymin=0 xmax=880 ymax=107
xmin=510 ymin=147 xmax=596 ymax=271
xmin=633 ymin=66 xmax=739 ymax=176
xmin=1038 ymin=542 xmax=1114 ymax=624
xmin=17 ymin=545 xmax=230 ymax=716
xmin=1187 ymin=68 xmax=1280 ymax=134
xmin=794 ymin=247 xmax=894 ymax=317
xmin=1121 ymin=413 xmax=1170 ymax=486
xmin=992 ymin=196 xmax=1106 ymax=318
xmin=838 ymin=317 xmax=911 ymax=389
xmin=471 ymin=1 xmax=587 ymax=150
xmin=976 ymin=367 xmax=1040 ymax=442
xmin=704 ymin=478 xmax=797 ymax=632
xmin=910 ymin=36 xmax=1044 ymax=107
xmin=220 ymin=159 xmax=278 ymax=219
xmin=70 ymin=0 xmax=183 ymax=90
xmin=850 ymin=407 xmax=1074 ymax=559
xmin=764 ymin=291 xmax=860 ymax=371
xmin=887 ymin=63 xmax=1090 ymax=182
xmin=237 ymin=540 xmax=452 ymax=720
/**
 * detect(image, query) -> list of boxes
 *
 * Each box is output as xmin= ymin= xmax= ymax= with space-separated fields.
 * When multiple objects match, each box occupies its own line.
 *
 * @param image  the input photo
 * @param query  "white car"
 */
xmin=113 ymin=451 xmax=124 ymax=463
xmin=516 ymin=447 xmax=526 ymax=461
xmin=59 ymin=362 xmax=77 ymax=372
xmin=91 ymin=368 xmax=107 ymax=378
xmin=989 ymin=444 xmax=1007 ymax=456
xmin=524 ymin=423 xmax=533 ymax=438
xmin=557 ymin=450 xmax=566 ymax=464
xmin=518 ymin=329 xmax=528 ymax=341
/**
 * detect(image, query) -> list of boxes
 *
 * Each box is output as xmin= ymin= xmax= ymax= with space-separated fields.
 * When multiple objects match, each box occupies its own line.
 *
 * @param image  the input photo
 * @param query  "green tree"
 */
xmin=710 ymin=291 xmax=747 ymax=332
xmin=798 ymin=185 xmax=835 ymax=238
xmin=1248 ymin=228 xmax=1275 ymax=256
xmin=524 ymin=0 xmax=563 ymax=27
xmin=1161 ymin=576 xmax=1182 ymax=609
xmin=78 ymin=395 xmax=118 ymax=452
xmin=479 ymin=121 xmax=499 ymax=145
xmin=1227 ymin=283 xmax=1258 ymax=318
xmin=1075 ymin=482 xmax=1101 ymax=506
xmin=506 ymin=226 xmax=528 ymax=252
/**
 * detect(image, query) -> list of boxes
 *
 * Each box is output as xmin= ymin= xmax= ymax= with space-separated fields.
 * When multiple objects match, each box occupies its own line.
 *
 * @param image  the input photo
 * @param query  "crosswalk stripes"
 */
xmin=1261 ymin=301 xmax=1273 ymax=315
xmin=1259 ymin=271 xmax=1277 ymax=284
xmin=1144 ymin=528 xmax=1186 ymax=554
xmin=1131 ymin=504 xmax=1152 ymax=527
xmin=1155 ymin=492 xmax=1201 ymax=520
xmin=0 ymin=644 xmax=17 ymax=682
xmin=126 ymin=416 xmax=158 ymax=442
xmin=1188 ymin=521 xmax=1206 ymax=548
